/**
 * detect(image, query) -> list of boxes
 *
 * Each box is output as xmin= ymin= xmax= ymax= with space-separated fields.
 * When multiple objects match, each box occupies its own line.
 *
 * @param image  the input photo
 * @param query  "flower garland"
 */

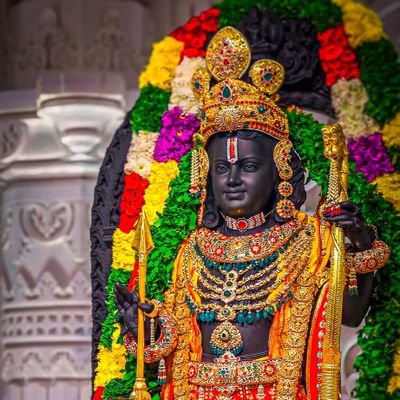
xmin=347 ymin=133 xmax=395 ymax=183
xmin=330 ymin=79 xmax=377 ymax=139
xmin=170 ymin=8 xmax=220 ymax=58
xmin=317 ymin=26 xmax=360 ymax=87
xmin=143 ymin=160 xmax=179 ymax=226
xmin=124 ymin=131 xmax=159 ymax=178
xmin=169 ymin=56 xmax=206 ymax=116
xmin=215 ymin=0 xmax=342 ymax=32
xmin=119 ymin=172 xmax=149 ymax=234
xmin=139 ymin=36 xmax=184 ymax=91
xmin=356 ymin=39 xmax=400 ymax=127
xmin=382 ymin=113 xmax=400 ymax=148
xmin=95 ymin=324 xmax=127 ymax=388
xmin=153 ymin=107 xmax=200 ymax=163
xmin=130 ymin=86 xmax=171 ymax=133
xmin=93 ymin=2 xmax=400 ymax=399
xmin=334 ymin=0 xmax=386 ymax=48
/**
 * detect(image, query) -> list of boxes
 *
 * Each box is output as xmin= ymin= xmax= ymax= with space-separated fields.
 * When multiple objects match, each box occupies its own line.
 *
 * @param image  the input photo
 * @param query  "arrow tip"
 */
xmin=132 ymin=210 xmax=154 ymax=254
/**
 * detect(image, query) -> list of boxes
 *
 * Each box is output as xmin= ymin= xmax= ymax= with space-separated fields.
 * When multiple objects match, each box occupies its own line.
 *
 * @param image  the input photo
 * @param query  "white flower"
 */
xmin=169 ymin=56 xmax=206 ymax=117
xmin=124 ymin=131 xmax=159 ymax=178
xmin=331 ymin=78 xmax=378 ymax=139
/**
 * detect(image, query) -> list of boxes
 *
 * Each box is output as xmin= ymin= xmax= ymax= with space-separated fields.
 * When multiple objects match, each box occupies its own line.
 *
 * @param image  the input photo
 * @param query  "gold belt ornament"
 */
xmin=187 ymin=351 xmax=280 ymax=387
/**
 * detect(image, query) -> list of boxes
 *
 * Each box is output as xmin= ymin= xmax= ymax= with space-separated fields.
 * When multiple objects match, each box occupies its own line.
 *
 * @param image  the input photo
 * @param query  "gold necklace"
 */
xmin=183 ymin=223 xmax=315 ymax=323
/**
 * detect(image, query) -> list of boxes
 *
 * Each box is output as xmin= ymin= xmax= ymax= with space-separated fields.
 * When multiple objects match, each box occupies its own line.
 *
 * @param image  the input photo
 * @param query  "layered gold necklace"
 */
xmin=183 ymin=219 xmax=315 ymax=356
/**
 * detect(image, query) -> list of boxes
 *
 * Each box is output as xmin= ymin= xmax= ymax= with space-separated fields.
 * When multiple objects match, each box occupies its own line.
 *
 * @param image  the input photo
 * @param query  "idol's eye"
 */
xmin=242 ymin=162 xmax=258 ymax=172
xmin=215 ymin=163 xmax=229 ymax=174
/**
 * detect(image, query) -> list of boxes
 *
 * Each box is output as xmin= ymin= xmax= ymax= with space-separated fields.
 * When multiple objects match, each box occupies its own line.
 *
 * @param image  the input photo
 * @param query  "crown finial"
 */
xmin=206 ymin=26 xmax=251 ymax=81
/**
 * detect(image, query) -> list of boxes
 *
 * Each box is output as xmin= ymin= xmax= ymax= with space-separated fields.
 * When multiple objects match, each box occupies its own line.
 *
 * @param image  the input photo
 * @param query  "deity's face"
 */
xmin=207 ymin=132 xmax=277 ymax=218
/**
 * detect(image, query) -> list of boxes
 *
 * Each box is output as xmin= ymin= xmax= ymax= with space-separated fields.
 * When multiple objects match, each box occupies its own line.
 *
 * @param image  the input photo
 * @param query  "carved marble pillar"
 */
xmin=0 ymin=83 xmax=125 ymax=399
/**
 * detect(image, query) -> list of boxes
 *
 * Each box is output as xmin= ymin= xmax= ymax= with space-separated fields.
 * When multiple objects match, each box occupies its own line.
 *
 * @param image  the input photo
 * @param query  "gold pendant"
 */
xmin=209 ymin=320 xmax=244 ymax=356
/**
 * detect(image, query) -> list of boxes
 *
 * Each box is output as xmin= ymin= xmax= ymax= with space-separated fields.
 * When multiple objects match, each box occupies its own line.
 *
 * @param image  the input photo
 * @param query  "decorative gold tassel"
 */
xmin=347 ymin=264 xmax=358 ymax=296
xmin=157 ymin=358 xmax=167 ymax=385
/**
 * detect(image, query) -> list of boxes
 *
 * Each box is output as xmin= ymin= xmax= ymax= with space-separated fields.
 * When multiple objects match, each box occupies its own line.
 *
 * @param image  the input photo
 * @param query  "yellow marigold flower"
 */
xmin=143 ymin=160 xmax=179 ymax=225
xmin=139 ymin=36 xmax=184 ymax=91
xmin=339 ymin=1 xmax=386 ymax=48
xmin=112 ymin=228 xmax=136 ymax=271
xmin=94 ymin=324 xmax=127 ymax=388
xmin=372 ymin=173 xmax=400 ymax=211
xmin=388 ymin=347 xmax=400 ymax=393
xmin=382 ymin=112 xmax=400 ymax=148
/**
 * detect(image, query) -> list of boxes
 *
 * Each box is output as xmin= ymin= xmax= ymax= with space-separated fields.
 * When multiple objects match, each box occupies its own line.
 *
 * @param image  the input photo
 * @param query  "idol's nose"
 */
xmin=227 ymin=164 xmax=242 ymax=187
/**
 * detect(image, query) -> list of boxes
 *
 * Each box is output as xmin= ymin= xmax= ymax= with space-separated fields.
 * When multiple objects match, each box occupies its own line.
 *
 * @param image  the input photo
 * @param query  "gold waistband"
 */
xmin=187 ymin=352 xmax=280 ymax=387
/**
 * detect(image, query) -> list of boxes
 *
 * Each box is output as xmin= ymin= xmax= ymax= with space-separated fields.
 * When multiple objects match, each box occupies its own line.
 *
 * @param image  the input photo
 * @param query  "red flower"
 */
xmin=169 ymin=8 xmax=219 ymax=59
xmin=191 ymin=32 xmax=207 ymax=49
xmin=119 ymin=172 xmax=149 ymax=233
xmin=185 ymin=17 xmax=201 ymax=32
xmin=93 ymin=387 xmax=104 ymax=400
xmin=317 ymin=25 xmax=360 ymax=87
xmin=182 ymin=48 xmax=205 ymax=58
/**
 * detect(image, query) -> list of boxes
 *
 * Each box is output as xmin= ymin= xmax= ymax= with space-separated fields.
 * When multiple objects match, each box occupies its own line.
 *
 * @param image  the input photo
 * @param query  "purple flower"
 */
xmin=153 ymin=107 xmax=200 ymax=162
xmin=348 ymin=132 xmax=395 ymax=182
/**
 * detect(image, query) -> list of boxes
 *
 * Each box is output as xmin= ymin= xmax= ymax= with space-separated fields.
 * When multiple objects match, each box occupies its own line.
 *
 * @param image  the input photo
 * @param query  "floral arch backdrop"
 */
xmin=91 ymin=0 xmax=400 ymax=399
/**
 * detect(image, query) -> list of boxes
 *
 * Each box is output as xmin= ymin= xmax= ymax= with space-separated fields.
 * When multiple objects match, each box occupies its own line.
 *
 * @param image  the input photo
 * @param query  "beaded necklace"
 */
xmin=182 ymin=220 xmax=315 ymax=356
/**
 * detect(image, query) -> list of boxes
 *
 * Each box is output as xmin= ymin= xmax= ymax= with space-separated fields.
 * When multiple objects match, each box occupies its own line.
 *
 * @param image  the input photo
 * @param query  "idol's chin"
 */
xmin=220 ymin=205 xmax=259 ymax=219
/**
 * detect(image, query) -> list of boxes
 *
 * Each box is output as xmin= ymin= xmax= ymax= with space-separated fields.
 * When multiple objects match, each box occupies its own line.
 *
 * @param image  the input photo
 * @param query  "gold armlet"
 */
xmin=345 ymin=240 xmax=390 ymax=295
xmin=123 ymin=305 xmax=178 ymax=364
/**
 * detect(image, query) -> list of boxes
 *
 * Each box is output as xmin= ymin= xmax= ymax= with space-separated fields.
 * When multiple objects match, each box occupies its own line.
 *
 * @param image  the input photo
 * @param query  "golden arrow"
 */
xmin=129 ymin=210 xmax=154 ymax=400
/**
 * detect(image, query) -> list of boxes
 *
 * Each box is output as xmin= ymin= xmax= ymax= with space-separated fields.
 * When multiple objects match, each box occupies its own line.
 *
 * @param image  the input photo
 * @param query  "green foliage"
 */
xmin=214 ymin=0 xmax=342 ymax=32
xmin=99 ymin=269 xmax=131 ymax=349
xmin=357 ymin=39 xmax=400 ymax=127
xmin=146 ymin=149 xmax=200 ymax=299
xmin=130 ymin=85 xmax=170 ymax=133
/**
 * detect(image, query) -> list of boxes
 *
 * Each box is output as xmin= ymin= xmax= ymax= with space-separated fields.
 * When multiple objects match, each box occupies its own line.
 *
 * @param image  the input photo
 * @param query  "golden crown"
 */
xmin=191 ymin=26 xmax=289 ymax=144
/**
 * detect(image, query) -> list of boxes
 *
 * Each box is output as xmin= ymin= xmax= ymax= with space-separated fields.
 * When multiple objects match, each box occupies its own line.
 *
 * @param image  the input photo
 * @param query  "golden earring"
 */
xmin=189 ymin=147 xmax=209 ymax=225
xmin=273 ymin=139 xmax=296 ymax=219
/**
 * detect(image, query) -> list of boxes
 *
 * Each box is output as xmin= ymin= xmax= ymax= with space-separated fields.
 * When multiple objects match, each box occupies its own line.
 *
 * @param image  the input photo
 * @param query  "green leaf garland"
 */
xmin=130 ymin=85 xmax=171 ymax=133
xmin=356 ymin=39 xmax=400 ymax=127
xmin=100 ymin=268 xmax=131 ymax=349
xmin=146 ymin=149 xmax=200 ymax=299
xmin=214 ymin=0 xmax=342 ymax=32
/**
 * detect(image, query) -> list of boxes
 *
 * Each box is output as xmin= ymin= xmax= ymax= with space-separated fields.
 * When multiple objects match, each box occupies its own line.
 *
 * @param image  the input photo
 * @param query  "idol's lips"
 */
xmin=224 ymin=190 xmax=246 ymax=194
xmin=224 ymin=190 xmax=246 ymax=199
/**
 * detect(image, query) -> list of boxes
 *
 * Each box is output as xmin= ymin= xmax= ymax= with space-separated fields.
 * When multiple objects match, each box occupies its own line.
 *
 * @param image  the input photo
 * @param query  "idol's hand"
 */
xmin=323 ymin=201 xmax=375 ymax=251
xmin=114 ymin=282 xmax=154 ymax=338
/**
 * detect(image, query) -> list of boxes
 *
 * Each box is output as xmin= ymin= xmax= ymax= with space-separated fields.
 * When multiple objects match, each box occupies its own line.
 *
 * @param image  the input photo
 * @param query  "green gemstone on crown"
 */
xmin=222 ymin=85 xmax=232 ymax=98
xmin=194 ymin=81 xmax=201 ymax=89
xmin=264 ymin=72 xmax=273 ymax=81
xmin=257 ymin=105 xmax=265 ymax=113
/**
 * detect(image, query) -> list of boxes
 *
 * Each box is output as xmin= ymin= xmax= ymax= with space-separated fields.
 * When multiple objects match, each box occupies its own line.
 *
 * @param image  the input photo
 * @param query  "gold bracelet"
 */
xmin=345 ymin=240 xmax=390 ymax=295
xmin=123 ymin=305 xmax=178 ymax=363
